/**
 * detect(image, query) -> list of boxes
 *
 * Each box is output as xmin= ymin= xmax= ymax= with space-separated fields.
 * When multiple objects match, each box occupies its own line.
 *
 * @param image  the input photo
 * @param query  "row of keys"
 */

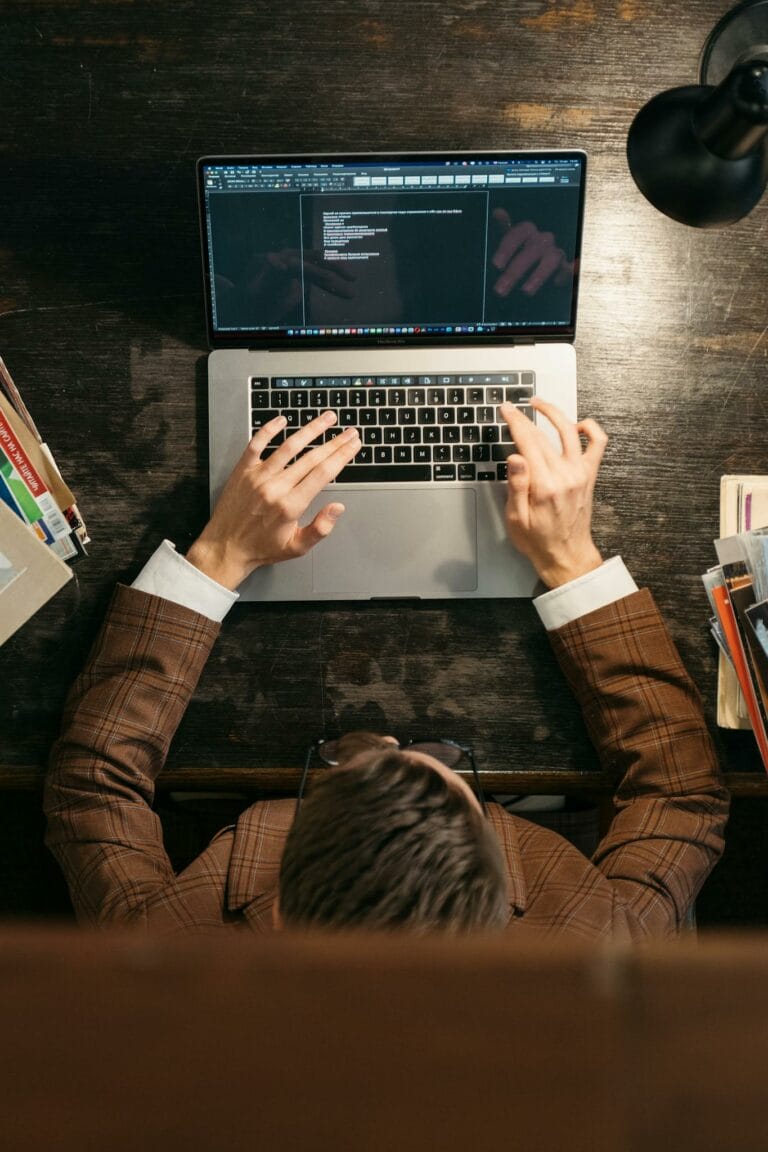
xmin=252 ymin=405 xmax=533 ymax=430
xmin=264 ymin=421 xmax=514 ymax=446
xmin=331 ymin=463 xmax=510 ymax=483
xmin=254 ymin=405 xmax=510 ymax=425
xmin=252 ymin=372 xmax=536 ymax=389
xmin=253 ymin=385 xmax=532 ymax=407
xmin=264 ymin=440 xmax=515 ymax=464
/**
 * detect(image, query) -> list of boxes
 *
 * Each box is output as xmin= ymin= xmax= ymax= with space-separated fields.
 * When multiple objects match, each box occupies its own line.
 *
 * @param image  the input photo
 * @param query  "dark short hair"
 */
xmin=278 ymin=749 xmax=509 ymax=933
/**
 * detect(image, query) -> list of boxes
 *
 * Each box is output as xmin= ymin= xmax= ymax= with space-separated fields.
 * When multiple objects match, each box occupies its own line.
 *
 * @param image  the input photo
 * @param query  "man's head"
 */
xmin=278 ymin=734 xmax=509 ymax=933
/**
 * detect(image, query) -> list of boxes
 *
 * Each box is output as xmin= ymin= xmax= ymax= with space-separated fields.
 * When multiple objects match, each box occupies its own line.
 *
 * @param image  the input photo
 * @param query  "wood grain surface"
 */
xmin=1 ymin=0 xmax=766 ymax=791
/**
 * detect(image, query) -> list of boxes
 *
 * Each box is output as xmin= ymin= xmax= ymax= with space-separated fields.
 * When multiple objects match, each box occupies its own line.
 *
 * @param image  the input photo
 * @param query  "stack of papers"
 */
xmin=0 ymin=357 xmax=88 ymax=645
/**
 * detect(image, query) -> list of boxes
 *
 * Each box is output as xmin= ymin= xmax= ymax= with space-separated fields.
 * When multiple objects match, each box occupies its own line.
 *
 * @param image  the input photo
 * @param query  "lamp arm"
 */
xmin=695 ymin=59 xmax=768 ymax=159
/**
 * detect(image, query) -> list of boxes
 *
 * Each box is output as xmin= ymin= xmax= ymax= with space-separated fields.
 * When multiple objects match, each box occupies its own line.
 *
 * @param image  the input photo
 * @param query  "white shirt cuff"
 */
xmin=131 ymin=540 xmax=239 ymax=623
xmin=533 ymin=556 xmax=638 ymax=631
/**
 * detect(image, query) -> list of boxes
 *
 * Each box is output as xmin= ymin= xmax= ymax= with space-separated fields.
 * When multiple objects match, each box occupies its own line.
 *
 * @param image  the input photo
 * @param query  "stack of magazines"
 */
xmin=0 ymin=357 xmax=88 ymax=645
xmin=704 ymin=475 xmax=768 ymax=770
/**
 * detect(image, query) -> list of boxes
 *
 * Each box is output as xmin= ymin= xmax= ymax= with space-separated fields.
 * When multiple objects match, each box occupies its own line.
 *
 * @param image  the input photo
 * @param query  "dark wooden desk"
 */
xmin=2 ymin=0 xmax=767 ymax=796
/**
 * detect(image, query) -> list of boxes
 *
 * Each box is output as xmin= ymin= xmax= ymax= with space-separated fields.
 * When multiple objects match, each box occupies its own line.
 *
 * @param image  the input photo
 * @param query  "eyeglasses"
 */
xmin=296 ymin=735 xmax=487 ymax=817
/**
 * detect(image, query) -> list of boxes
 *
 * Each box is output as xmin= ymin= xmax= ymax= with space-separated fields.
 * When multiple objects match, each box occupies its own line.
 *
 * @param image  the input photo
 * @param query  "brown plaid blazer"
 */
xmin=44 ymin=584 xmax=729 ymax=938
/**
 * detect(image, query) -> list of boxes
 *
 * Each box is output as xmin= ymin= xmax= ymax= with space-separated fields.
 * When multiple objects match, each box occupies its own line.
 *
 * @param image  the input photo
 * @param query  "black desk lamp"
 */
xmin=627 ymin=0 xmax=768 ymax=226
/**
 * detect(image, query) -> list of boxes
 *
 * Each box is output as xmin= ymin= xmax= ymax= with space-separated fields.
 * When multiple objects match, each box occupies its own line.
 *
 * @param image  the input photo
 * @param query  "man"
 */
xmin=44 ymin=400 xmax=729 ymax=936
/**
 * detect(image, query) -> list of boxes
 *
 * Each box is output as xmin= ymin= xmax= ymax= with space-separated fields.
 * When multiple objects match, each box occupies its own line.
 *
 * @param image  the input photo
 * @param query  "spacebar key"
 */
xmin=335 ymin=465 xmax=432 ymax=483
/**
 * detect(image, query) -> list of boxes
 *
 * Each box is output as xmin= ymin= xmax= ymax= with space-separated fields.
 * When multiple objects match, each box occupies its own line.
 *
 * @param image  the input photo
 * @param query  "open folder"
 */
xmin=0 ymin=500 xmax=72 ymax=646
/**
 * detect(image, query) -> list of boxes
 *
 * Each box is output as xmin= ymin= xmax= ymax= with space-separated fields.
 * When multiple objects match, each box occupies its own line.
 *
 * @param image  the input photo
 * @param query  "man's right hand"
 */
xmin=499 ymin=398 xmax=607 ymax=589
xmin=186 ymin=412 xmax=361 ymax=590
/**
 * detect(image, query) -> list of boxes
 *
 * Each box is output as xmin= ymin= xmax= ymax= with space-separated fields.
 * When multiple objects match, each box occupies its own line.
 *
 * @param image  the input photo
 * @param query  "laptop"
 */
xmin=197 ymin=149 xmax=586 ymax=600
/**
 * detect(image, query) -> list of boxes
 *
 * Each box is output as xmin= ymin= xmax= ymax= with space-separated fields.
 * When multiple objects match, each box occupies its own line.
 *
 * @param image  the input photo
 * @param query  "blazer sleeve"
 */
xmin=547 ymin=588 xmax=729 ymax=936
xmin=44 ymin=584 xmax=221 ymax=925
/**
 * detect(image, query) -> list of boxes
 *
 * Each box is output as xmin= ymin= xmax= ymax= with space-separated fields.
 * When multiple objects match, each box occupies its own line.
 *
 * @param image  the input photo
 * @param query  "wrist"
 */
xmin=535 ymin=545 xmax=604 ymax=590
xmin=186 ymin=537 xmax=258 ymax=591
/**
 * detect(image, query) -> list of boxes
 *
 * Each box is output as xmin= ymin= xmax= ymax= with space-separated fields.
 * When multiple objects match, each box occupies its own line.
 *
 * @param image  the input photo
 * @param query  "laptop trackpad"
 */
xmin=311 ymin=487 xmax=478 ymax=597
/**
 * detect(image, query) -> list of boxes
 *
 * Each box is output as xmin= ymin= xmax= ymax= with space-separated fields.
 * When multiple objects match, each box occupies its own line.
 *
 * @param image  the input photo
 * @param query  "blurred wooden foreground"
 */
xmin=1 ymin=926 xmax=766 ymax=1152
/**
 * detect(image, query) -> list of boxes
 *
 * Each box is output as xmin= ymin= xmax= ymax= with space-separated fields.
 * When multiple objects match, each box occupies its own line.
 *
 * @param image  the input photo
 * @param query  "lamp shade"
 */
xmin=626 ymin=60 xmax=768 ymax=228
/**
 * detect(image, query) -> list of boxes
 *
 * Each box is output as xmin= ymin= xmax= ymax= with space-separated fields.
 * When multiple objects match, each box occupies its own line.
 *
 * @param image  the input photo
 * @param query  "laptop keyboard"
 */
xmin=250 ymin=372 xmax=535 ymax=483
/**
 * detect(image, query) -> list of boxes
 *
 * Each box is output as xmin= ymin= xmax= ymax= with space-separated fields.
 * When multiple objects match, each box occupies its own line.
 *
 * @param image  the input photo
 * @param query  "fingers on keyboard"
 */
xmin=252 ymin=374 xmax=533 ymax=480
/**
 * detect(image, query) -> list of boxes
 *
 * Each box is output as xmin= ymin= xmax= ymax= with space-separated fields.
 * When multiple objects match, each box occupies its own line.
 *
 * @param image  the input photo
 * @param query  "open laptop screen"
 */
xmin=197 ymin=151 xmax=586 ymax=349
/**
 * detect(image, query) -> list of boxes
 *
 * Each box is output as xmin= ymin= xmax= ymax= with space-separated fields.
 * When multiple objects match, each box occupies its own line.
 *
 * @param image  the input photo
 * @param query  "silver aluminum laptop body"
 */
xmin=199 ymin=150 xmax=586 ymax=601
